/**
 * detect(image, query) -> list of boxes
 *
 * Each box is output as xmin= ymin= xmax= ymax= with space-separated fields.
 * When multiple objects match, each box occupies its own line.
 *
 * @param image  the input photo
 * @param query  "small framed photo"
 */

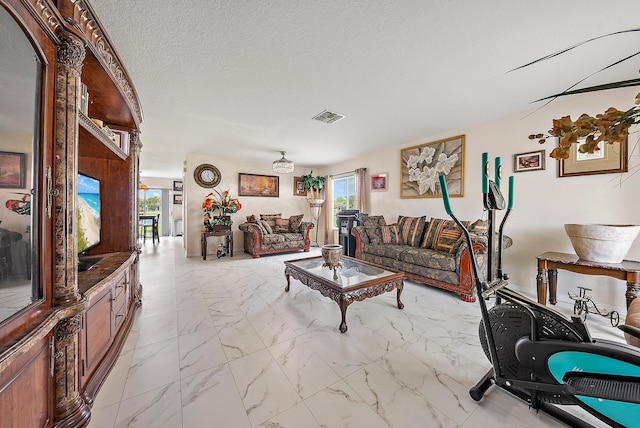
xmin=514 ymin=150 xmax=545 ymax=173
xmin=293 ymin=176 xmax=307 ymax=196
xmin=173 ymin=180 xmax=183 ymax=192
xmin=0 ymin=151 xmax=26 ymax=188
xmin=173 ymin=194 xmax=183 ymax=204
xmin=370 ymin=173 xmax=388 ymax=192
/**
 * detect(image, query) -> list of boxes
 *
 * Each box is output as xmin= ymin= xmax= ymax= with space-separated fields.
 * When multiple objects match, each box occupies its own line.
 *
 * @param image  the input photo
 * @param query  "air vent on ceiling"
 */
xmin=312 ymin=110 xmax=345 ymax=124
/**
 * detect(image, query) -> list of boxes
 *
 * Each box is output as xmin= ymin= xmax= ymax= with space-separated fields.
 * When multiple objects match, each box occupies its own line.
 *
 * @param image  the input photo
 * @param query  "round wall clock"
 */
xmin=194 ymin=163 xmax=221 ymax=188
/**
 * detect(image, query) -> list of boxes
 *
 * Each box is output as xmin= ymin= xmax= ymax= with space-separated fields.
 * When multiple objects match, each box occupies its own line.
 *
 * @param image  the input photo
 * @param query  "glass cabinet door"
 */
xmin=0 ymin=5 xmax=42 ymax=323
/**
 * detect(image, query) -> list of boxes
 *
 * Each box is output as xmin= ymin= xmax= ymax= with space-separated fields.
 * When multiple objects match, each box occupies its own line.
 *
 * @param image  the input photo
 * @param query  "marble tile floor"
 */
xmin=89 ymin=237 xmax=625 ymax=428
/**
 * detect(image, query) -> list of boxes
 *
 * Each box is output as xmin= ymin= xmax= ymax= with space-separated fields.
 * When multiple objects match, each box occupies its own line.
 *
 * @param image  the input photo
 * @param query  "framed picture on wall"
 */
xmin=239 ymin=173 xmax=279 ymax=197
xmin=513 ymin=150 xmax=545 ymax=173
xmin=293 ymin=176 xmax=307 ymax=196
xmin=559 ymin=138 xmax=627 ymax=177
xmin=173 ymin=180 xmax=183 ymax=191
xmin=173 ymin=194 xmax=182 ymax=204
xmin=400 ymin=135 xmax=464 ymax=198
xmin=370 ymin=173 xmax=387 ymax=191
xmin=0 ymin=151 xmax=26 ymax=188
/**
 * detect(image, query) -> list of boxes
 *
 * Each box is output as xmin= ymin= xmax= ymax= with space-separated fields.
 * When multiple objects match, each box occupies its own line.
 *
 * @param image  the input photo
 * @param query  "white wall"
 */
xmin=184 ymin=154 xmax=315 ymax=258
xmin=320 ymin=87 xmax=640 ymax=310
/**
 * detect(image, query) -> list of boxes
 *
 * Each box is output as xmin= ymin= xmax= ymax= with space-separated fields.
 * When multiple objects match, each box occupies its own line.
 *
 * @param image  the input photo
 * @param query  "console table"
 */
xmin=201 ymin=230 xmax=233 ymax=260
xmin=536 ymin=251 xmax=640 ymax=309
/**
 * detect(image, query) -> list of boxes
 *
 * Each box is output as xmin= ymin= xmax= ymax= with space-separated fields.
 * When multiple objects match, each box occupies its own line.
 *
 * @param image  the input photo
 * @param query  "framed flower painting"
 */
xmin=400 ymin=135 xmax=465 ymax=198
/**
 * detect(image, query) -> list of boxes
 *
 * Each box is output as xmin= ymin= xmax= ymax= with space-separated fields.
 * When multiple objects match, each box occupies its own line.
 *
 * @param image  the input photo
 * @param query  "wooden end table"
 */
xmin=284 ymin=255 xmax=404 ymax=333
xmin=536 ymin=251 xmax=640 ymax=309
xmin=201 ymin=229 xmax=233 ymax=260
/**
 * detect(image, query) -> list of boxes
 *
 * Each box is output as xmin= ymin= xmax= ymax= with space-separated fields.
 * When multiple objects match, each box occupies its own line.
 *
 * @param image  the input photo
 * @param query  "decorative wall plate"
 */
xmin=194 ymin=163 xmax=221 ymax=188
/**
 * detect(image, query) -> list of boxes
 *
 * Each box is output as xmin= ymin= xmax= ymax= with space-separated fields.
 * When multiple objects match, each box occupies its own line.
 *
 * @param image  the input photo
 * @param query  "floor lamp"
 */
xmin=308 ymin=200 xmax=324 ymax=247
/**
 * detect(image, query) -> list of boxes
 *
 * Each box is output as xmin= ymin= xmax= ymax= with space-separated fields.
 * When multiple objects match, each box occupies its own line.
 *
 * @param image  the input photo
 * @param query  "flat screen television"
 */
xmin=77 ymin=172 xmax=101 ymax=254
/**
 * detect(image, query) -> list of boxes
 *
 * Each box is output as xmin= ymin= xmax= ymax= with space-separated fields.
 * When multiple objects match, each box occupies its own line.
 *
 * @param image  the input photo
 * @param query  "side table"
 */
xmin=536 ymin=251 xmax=640 ymax=309
xmin=201 ymin=230 xmax=233 ymax=260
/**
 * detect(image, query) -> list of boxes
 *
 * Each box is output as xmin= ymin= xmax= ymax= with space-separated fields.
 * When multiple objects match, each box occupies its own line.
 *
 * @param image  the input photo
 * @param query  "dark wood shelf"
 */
xmin=78 ymin=112 xmax=127 ymax=160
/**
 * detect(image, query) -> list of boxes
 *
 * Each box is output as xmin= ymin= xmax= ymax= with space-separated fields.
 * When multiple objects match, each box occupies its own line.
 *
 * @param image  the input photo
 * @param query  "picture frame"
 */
xmin=293 ymin=176 xmax=307 ymax=196
xmin=173 ymin=194 xmax=182 ymax=204
xmin=239 ymin=173 xmax=279 ymax=197
xmin=173 ymin=180 xmax=183 ymax=191
xmin=370 ymin=173 xmax=388 ymax=192
xmin=559 ymin=138 xmax=627 ymax=177
xmin=0 ymin=151 xmax=26 ymax=188
xmin=400 ymin=134 xmax=464 ymax=198
xmin=514 ymin=150 xmax=545 ymax=173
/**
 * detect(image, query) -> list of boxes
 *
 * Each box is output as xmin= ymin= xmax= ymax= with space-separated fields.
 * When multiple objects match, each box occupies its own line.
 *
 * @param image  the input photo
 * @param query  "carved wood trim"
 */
xmin=0 ymin=301 xmax=86 ymax=373
xmin=285 ymin=266 xmax=404 ymax=305
xmin=64 ymin=0 xmax=143 ymax=124
xmin=21 ymin=0 xmax=63 ymax=41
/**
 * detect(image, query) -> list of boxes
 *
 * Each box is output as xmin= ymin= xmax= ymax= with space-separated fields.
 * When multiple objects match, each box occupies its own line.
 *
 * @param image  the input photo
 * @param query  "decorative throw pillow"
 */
xmin=381 ymin=224 xmax=401 ymax=244
xmin=363 ymin=215 xmax=386 ymax=244
xmin=397 ymin=215 xmax=426 ymax=247
xmin=258 ymin=219 xmax=273 ymax=234
xmin=260 ymin=213 xmax=282 ymax=229
xmin=253 ymin=221 xmax=268 ymax=235
xmin=246 ymin=214 xmax=259 ymax=223
xmin=421 ymin=218 xmax=447 ymax=249
xmin=433 ymin=220 xmax=470 ymax=253
xmin=274 ymin=218 xmax=289 ymax=233
xmin=469 ymin=219 xmax=488 ymax=235
xmin=289 ymin=214 xmax=304 ymax=233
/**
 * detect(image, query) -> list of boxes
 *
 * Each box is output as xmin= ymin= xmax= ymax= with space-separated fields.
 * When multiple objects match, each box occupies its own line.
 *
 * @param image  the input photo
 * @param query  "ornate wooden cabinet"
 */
xmin=0 ymin=1 xmax=143 ymax=426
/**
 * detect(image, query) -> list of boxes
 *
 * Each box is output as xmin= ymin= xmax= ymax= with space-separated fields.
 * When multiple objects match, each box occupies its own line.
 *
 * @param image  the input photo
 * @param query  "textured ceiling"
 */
xmin=89 ymin=0 xmax=640 ymax=178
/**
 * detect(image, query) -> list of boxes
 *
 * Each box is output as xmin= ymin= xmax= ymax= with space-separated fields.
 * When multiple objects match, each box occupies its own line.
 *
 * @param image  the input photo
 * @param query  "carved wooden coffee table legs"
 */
xmin=285 ymin=265 xmax=404 ymax=333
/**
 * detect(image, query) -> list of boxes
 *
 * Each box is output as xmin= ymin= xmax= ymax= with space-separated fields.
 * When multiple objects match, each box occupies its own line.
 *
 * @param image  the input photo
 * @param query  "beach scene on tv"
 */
xmin=78 ymin=174 xmax=101 ymax=253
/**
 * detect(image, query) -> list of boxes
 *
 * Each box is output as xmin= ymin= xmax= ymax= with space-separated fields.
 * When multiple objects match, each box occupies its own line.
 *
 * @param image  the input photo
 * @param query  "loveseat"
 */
xmin=238 ymin=213 xmax=314 ymax=258
xmin=351 ymin=215 xmax=491 ymax=302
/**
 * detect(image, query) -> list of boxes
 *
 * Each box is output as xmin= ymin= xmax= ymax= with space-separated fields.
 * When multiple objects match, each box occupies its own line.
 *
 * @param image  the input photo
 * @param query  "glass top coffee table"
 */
xmin=284 ymin=255 xmax=404 ymax=333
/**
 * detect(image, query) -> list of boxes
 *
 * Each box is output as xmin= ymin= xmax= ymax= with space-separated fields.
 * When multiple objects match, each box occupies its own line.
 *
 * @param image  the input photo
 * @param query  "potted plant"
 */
xmin=202 ymin=189 xmax=242 ymax=232
xmin=301 ymin=171 xmax=325 ymax=202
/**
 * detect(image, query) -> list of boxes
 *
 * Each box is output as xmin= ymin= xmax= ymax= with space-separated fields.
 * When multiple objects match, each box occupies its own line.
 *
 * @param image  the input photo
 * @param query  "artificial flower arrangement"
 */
xmin=529 ymin=91 xmax=640 ymax=160
xmin=202 ymin=188 xmax=242 ymax=228
xmin=519 ymin=29 xmax=640 ymax=160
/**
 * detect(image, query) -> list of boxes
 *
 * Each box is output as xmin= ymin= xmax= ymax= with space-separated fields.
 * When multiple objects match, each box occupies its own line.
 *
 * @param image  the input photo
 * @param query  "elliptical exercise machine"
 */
xmin=438 ymin=153 xmax=640 ymax=428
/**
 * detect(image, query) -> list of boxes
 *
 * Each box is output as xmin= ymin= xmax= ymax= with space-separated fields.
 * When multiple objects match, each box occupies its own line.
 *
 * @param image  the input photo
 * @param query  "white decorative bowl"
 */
xmin=564 ymin=224 xmax=640 ymax=264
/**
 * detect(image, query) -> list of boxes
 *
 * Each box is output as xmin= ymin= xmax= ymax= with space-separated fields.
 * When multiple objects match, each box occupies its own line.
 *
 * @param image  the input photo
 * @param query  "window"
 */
xmin=139 ymin=188 xmax=162 ymax=215
xmin=331 ymin=175 xmax=356 ymax=227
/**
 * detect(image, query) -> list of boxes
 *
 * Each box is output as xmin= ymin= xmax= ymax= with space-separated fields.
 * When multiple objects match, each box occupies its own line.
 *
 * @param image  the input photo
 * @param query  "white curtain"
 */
xmin=323 ymin=175 xmax=333 ymax=245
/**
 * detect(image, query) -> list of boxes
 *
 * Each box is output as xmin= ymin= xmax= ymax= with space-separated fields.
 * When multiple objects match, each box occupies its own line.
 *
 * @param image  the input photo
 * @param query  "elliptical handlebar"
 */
xmin=438 ymin=174 xmax=483 ymax=292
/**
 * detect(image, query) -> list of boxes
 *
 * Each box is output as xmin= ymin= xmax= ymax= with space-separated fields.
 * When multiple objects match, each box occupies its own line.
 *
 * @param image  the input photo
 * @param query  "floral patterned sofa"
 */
xmin=351 ymin=215 xmax=492 ymax=303
xmin=238 ymin=213 xmax=314 ymax=258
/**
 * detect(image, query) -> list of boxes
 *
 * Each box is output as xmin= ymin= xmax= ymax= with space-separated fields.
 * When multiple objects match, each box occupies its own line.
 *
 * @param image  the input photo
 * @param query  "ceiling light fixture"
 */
xmin=272 ymin=151 xmax=295 ymax=174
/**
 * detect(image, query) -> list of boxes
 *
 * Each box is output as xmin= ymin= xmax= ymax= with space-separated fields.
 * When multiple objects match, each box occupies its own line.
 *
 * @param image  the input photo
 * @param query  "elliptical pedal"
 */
xmin=565 ymin=374 xmax=640 ymax=404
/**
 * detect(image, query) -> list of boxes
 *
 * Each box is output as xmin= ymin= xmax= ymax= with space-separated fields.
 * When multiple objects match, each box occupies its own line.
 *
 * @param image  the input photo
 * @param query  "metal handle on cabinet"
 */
xmin=49 ymin=337 xmax=55 ymax=378
xmin=46 ymin=166 xmax=59 ymax=219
